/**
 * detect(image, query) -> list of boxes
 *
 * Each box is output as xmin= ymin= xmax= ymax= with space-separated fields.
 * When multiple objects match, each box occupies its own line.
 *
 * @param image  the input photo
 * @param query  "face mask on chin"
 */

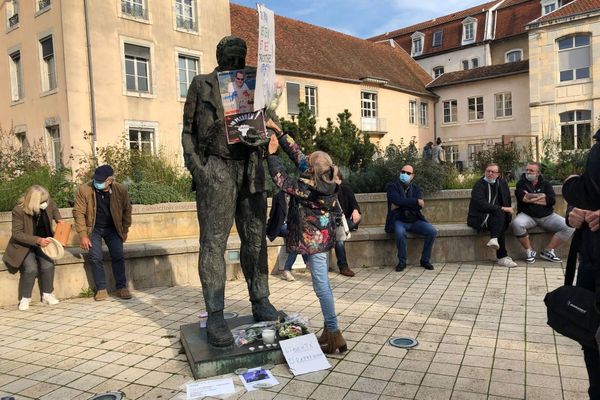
xmin=483 ymin=176 xmax=496 ymax=184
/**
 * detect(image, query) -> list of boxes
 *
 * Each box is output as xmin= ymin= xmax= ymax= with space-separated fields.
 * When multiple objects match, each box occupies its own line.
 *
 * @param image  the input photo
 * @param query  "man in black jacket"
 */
xmin=334 ymin=171 xmax=361 ymax=277
xmin=467 ymin=163 xmax=517 ymax=267
xmin=512 ymin=162 xmax=574 ymax=263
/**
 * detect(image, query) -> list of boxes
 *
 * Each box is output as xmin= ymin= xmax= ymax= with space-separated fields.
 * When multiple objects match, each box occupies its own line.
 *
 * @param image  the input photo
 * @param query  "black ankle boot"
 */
xmin=206 ymin=311 xmax=234 ymax=347
xmin=252 ymin=298 xmax=286 ymax=322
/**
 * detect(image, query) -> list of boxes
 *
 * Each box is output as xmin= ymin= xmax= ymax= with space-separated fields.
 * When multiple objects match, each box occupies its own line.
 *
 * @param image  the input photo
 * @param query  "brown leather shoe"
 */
xmin=115 ymin=288 xmax=132 ymax=300
xmin=321 ymin=330 xmax=347 ymax=354
xmin=94 ymin=289 xmax=108 ymax=301
xmin=339 ymin=267 xmax=355 ymax=277
xmin=318 ymin=325 xmax=330 ymax=344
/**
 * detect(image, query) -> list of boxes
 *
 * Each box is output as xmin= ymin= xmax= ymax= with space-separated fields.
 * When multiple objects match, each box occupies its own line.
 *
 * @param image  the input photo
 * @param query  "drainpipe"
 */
xmin=83 ymin=0 xmax=97 ymax=156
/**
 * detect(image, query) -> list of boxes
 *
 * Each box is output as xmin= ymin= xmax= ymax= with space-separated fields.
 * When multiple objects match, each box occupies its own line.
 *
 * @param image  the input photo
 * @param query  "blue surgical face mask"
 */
xmin=483 ymin=176 xmax=496 ymax=184
xmin=399 ymin=173 xmax=411 ymax=184
xmin=93 ymin=180 xmax=106 ymax=190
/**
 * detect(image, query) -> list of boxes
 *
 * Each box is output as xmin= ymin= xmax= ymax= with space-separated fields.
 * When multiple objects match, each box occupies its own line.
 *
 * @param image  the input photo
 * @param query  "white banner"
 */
xmin=253 ymin=4 xmax=276 ymax=111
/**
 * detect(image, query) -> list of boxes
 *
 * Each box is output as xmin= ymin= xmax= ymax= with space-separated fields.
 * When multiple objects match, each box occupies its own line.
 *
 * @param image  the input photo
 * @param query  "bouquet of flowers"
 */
xmin=276 ymin=314 xmax=309 ymax=339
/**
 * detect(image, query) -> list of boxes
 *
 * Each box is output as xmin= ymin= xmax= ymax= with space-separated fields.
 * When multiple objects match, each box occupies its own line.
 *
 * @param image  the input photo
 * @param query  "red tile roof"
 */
xmin=495 ymin=0 xmax=542 ymax=39
xmin=230 ymin=4 xmax=433 ymax=96
xmin=531 ymin=0 xmax=600 ymax=25
xmin=426 ymin=60 xmax=529 ymax=88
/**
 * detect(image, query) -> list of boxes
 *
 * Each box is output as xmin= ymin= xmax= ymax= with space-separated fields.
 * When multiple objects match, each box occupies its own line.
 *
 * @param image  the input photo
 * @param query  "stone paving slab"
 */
xmin=0 ymin=261 xmax=590 ymax=399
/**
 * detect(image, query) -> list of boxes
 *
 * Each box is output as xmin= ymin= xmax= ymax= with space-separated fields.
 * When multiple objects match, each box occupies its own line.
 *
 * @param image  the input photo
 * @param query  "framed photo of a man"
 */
xmin=218 ymin=69 xmax=256 ymax=115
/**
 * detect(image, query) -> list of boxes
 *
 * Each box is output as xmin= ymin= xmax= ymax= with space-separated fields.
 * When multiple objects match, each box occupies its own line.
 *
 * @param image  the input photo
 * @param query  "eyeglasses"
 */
xmin=400 ymin=170 xmax=413 ymax=176
xmin=485 ymin=170 xmax=499 ymax=174
xmin=235 ymin=77 xmax=244 ymax=81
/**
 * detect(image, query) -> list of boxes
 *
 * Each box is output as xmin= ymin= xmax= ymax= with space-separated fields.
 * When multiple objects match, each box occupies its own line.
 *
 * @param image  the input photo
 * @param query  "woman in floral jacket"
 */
xmin=265 ymin=119 xmax=347 ymax=354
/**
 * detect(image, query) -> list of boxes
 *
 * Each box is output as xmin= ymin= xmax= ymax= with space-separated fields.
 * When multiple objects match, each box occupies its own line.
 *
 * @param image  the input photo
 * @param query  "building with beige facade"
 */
xmin=1 ymin=0 xmax=230 ymax=170
xmin=428 ymin=61 xmax=532 ymax=170
xmin=528 ymin=0 xmax=600 ymax=151
xmin=231 ymin=4 xmax=435 ymax=151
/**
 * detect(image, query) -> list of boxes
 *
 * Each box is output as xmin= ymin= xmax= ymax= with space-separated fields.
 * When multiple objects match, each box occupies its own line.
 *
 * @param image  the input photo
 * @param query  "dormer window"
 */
xmin=462 ymin=17 xmax=477 ymax=45
xmin=432 ymin=30 xmax=443 ymax=47
xmin=541 ymin=0 xmax=559 ymax=15
xmin=411 ymin=31 xmax=424 ymax=57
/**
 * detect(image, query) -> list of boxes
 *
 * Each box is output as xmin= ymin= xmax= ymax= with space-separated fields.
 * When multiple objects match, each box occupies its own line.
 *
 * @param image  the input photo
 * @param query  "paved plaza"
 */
xmin=0 ymin=261 xmax=590 ymax=400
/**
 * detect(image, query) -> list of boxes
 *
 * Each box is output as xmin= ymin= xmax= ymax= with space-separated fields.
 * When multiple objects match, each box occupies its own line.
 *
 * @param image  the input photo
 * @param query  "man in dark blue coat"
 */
xmin=385 ymin=165 xmax=437 ymax=272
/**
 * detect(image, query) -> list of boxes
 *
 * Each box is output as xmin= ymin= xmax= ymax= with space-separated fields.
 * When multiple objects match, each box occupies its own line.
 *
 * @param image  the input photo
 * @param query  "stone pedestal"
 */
xmin=180 ymin=315 xmax=286 ymax=379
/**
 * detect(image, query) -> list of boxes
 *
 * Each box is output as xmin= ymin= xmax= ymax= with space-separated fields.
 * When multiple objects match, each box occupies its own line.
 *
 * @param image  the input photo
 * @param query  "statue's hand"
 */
xmin=190 ymin=153 xmax=207 ymax=183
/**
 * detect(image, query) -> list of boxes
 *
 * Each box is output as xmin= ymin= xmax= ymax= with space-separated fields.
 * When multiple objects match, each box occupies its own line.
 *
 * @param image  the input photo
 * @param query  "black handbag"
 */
xmin=544 ymin=229 xmax=600 ymax=349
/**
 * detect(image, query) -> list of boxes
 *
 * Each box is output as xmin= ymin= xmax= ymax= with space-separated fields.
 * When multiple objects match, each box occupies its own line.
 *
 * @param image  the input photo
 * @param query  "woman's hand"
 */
xmin=268 ymin=134 xmax=279 ymax=155
xmin=36 ymin=237 xmax=51 ymax=247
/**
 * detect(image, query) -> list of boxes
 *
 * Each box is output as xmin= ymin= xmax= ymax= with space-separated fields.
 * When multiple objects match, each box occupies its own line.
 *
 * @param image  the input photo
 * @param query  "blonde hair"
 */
xmin=19 ymin=185 xmax=49 ymax=216
xmin=309 ymin=151 xmax=338 ymax=185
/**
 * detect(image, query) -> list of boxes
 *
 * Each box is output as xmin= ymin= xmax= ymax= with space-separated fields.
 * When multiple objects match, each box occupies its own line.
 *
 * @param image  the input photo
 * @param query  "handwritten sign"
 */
xmin=186 ymin=378 xmax=235 ymax=399
xmin=253 ymin=4 xmax=276 ymax=111
xmin=279 ymin=333 xmax=331 ymax=375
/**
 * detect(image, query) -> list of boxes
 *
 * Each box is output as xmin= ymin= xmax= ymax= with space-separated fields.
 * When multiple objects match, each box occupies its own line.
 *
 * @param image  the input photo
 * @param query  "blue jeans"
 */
xmin=278 ymin=224 xmax=309 ymax=271
xmin=89 ymin=225 xmax=127 ymax=290
xmin=308 ymin=252 xmax=338 ymax=331
xmin=393 ymin=219 xmax=437 ymax=264
xmin=334 ymin=216 xmax=360 ymax=269
xmin=576 ymin=264 xmax=600 ymax=400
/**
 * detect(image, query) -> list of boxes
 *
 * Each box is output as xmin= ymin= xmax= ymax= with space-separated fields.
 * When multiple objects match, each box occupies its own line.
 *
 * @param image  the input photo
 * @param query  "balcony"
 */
xmin=361 ymin=117 xmax=387 ymax=134
xmin=176 ymin=16 xmax=196 ymax=31
xmin=38 ymin=0 xmax=51 ymax=10
xmin=121 ymin=2 xmax=147 ymax=19
xmin=8 ymin=14 xmax=19 ymax=27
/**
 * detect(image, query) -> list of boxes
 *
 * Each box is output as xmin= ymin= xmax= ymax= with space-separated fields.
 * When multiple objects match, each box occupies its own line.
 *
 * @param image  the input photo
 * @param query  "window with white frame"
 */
xmin=471 ymin=58 xmax=479 ymax=68
xmin=468 ymin=143 xmax=484 ymax=161
xmin=40 ymin=36 xmax=56 ymax=92
xmin=286 ymin=82 xmax=300 ymax=115
xmin=432 ymin=30 xmax=443 ymax=48
xmin=129 ymin=128 xmax=155 ymax=153
xmin=175 ymin=0 xmax=196 ymax=30
xmin=419 ymin=102 xmax=428 ymax=126
xmin=505 ymin=49 xmax=522 ymax=63
xmin=47 ymin=125 xmax=61 ymax=169
xmin=411 ymin=32 xmax=424 ymax=57
xmin=433 ymin=66 xmax=444 ymax=78
xmin=121 ymin=0 xmax=146 ymax=19
xmin=443 ymin=100 xmax=457 ymax=123
xmin=468 ymin=96 xmax=484 ymax=120
xmin=361 ymin=92 xmax=377 ymax=118
xmin=37 ymin=0 xmax=51 ymax=12
xmin=495 ymin=92 xmax=512 ymax=118
xmin=7 ymin=0 xmax=19 ymax=28
xmin=462 ymin=60 xmax=469 ymax=70
xmin=541 ymin=0 xmax=559 ymax=15
xmin=178 ymin=54 xmax=198 ymax=98
xmin=408 ymin=100 xmax=416 ymax=125
xmin=9 ymin=50 xmax=23 ymax=101
xmin=558 ymin=34 xmax=591 ymax=82
xmin=15 ymin=130 xmax=26 ymax=148
xmin=305 ymin=86 xmax=317 ymax=115
xmin=560 ymin=110 xmax=591 ymax=150
xmin=125 ymin=43 xmax=151 ymax=92
xmin=445 ymin=145 xmax=459 ymax=163
xmin=462 ymin=17 xmax=477 ymax=45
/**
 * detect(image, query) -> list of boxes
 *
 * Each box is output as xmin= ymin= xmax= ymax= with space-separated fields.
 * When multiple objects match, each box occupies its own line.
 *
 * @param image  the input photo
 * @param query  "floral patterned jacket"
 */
xmin=267 ymin=134 xmax=338 ymax=255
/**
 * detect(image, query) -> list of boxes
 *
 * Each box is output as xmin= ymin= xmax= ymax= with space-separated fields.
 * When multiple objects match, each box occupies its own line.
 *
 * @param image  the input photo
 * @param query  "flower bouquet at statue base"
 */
xmin=276 ymin=313 xmax=309 ymax=339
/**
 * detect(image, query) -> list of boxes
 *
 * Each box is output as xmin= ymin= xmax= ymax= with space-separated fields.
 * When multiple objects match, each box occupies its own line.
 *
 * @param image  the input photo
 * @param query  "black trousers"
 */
xmin=194 ymin=155 xmax=270 ymax=313
xmin=576 ymin=264 xmax=600 ymax=400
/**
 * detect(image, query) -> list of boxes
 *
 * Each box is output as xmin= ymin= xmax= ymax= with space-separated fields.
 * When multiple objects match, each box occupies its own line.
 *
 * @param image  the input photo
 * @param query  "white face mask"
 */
xmin=39 ymin=202 xmax=48 ymax=210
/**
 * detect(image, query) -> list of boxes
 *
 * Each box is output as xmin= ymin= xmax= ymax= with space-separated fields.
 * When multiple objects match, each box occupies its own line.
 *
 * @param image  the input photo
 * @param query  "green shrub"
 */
xmin=472 ymin=144 xmax=521 ymax=180
xmin=127 ymin=181 xmax=189 ymax=204
xmin=0 ymin=167 xmax=74 ymax=211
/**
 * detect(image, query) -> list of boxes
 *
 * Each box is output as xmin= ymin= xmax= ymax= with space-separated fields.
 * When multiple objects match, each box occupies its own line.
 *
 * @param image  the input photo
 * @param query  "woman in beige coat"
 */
xmin=2 ymin=185 xmax=64 ymax=310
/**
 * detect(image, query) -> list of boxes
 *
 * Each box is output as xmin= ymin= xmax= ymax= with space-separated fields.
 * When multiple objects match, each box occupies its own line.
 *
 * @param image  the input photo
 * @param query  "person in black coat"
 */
xmin=467 ymin=163 xmax=517 ymax=267
xmin=563 ymin=130 xmax=600 ymax=400
xmin=333 ymin=171 xmax=361 ymax=277
xmin=385 ymin=165 xmax=436 ymax=272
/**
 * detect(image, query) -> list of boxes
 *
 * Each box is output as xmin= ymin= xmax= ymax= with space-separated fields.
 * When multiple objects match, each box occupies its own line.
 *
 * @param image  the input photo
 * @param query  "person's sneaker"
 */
xmin=420 ymin=261 xmax=434 ymax=270
xmin=540 ymin=249 xmax=562 ymax=263
xmin=486 ymin=238 xmax=500 ymax=250
xmin=395 ymin=263 xmax=406 ymax=272
xmin=42 ymin=293 xmax=60 ymax=305
xmin=116 ymin=288 xmax=132 ymax=300
xmin=339 ymin=267 xmax=355 ymax=277
xmin=18 ymin=297 xmax=31 ymax=311
xmin=281 ymin=270 xmax=295 ymax=281
xmin=497 ymin=256 xmax=518 ymax=268
xmin=525 ymin=248 xmax=537 ymax=264
xmin=94 ymin=289 xmax=108 ymax=301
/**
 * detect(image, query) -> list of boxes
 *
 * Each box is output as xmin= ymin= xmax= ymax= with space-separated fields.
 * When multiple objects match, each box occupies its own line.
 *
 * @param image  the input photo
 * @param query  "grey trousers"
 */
xmin=194 ymin=155 xmax=270 ymax=313
xmin=19 ymin=247 xmax=55 ymax=300
xmin=512 ymin=212 xmax=575 ymax=242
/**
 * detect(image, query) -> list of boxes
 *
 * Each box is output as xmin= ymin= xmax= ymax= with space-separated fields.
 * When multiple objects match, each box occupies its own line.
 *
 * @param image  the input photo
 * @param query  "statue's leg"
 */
xmin=196 ymin=156 xmax=237 ymax=347
xmin=235 ymin=178 xmax=282 ymax=322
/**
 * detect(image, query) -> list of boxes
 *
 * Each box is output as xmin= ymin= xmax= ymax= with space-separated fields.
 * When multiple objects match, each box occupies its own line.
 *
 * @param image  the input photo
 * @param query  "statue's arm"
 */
xmin=182 ymin=77 xmax=201 ymax=174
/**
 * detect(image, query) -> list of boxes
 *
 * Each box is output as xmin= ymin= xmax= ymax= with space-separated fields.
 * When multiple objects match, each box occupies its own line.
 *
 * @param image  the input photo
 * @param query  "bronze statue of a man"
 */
xmin=181 ymin=36 xmax=282 ymax=347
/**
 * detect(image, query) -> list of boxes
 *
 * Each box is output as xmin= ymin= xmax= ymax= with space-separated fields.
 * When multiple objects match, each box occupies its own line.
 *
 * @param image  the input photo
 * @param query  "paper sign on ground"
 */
xmin=279 ymin=333 xmax=331 ymax=376
xmin=186 ymin=378 xmax=235 ymax=399
xmin=239 ymin=367 xmax=279 ymax=391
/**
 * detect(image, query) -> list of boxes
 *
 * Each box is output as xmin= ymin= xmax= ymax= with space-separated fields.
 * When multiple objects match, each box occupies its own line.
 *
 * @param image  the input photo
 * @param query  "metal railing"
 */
xmin=8 ymin=14 xmax=19 ymax=27
xmin=176 ymin=16 xmax=196 ymax=30
xmin=121 ymin=1 xmax=147 ymax=19
xmin=38 ymin=0 xmax=51 ymax=10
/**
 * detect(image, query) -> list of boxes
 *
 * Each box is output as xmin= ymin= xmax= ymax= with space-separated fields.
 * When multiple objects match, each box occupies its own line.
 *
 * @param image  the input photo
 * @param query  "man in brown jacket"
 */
xmin=72 ymin=165 xmax=132 ymax=301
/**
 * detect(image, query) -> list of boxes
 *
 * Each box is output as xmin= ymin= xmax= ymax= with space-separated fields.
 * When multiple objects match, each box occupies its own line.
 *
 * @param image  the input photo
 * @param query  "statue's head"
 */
xmin=216 ymin=36 xmax=247 ymax=71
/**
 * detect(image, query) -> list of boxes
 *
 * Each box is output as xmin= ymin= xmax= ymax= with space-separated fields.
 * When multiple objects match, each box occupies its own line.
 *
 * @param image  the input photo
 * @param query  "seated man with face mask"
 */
xmin=511 ymin=162 xmax=574 ymax=264
xmin=384 ymin=165 xmax=437 ymax=272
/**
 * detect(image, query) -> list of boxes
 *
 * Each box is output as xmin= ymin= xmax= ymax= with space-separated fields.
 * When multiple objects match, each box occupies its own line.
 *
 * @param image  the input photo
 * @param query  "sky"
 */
xmin=232 ymin=1 xmax=486 ymax=39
